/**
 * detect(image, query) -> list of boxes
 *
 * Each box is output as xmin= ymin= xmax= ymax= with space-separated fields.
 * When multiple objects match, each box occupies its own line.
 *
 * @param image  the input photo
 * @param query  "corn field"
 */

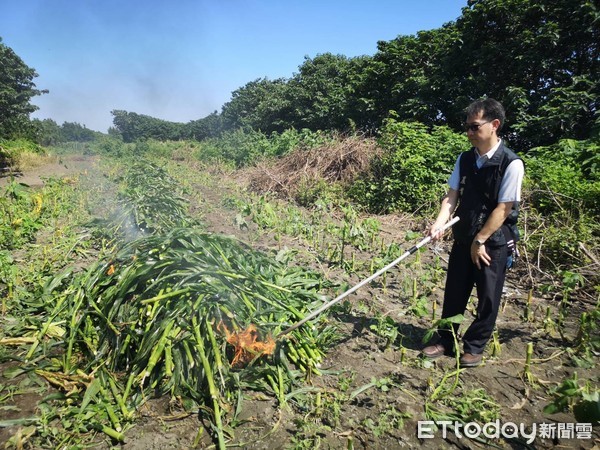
xmin=0 ymin=151 xmax=598 ymax=449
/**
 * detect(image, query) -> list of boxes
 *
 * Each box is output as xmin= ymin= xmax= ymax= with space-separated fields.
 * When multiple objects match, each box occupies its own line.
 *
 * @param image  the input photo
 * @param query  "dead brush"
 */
xmin=13 ymin=151 xmax=57 ymax=171
xmin=242 ymin=134 xmax=380 ymax=200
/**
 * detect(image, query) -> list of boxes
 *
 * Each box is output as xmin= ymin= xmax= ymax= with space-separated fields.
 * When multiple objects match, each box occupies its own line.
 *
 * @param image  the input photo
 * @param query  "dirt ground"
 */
xmin=1 ymin=155 xmax=598 ymax=449
xmin=0 ymin=154 xmax=100 ymax=189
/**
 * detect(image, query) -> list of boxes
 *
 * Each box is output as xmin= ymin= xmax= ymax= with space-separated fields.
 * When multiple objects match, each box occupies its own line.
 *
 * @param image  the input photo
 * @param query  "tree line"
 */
xmin=112 ymin=0 xmax=600 ymax=151
xmin=1 ymin=0 xmax=598 ymax=152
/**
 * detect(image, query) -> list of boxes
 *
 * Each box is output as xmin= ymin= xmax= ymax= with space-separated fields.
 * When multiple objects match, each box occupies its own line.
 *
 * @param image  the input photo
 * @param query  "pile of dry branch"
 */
xmin=243 ymin=135 xmax=380 ymax=199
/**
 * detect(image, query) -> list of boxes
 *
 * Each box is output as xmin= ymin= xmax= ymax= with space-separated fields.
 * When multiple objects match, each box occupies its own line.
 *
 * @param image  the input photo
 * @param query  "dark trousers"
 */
xmin=438 ymin=241 xmax=508 ymax=354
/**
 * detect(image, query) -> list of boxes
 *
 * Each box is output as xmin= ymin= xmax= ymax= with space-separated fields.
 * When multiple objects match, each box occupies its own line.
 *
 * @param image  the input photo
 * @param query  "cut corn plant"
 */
xmin=37 ymin=228 xmax=337 ymax=448
xmin=0 ymin=179 xmax=44 ymax=250
xmin=115 ymin=160 xmax=196 ymax=235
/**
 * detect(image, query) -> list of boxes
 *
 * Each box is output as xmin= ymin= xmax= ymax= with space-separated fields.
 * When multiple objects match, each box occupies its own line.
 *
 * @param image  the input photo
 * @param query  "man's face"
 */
xmin=465 ymin=110 xmax=497 ymax=147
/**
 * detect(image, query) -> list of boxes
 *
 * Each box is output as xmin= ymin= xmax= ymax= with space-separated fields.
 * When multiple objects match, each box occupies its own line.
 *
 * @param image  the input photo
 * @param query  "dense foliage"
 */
xmin=0 ymin=178 xmax=44 ymax=250
xmin=526 ymin=139 xmax=600 ymax=216
xmin=522 ymin=138 xmax=600 ymax=265
xmin=1 ymin=0 xmax=598 ymax=268
xmin=440 ymin=0 xmax=599 ymax=149
xmin=85 ymin=128 xmax=333 ymax=169
xmin=111 ymin=110 xmax=222 ymax=143
xmin=32 ymin=119 xmax=102 ymax=146
xmin=194 ymin=127 xmax=333 ymax=168
xmin=213 ymin=0 xmax=600 ymax=150
xmin=221 ymin=54 xmax=371 ymax=133
xmin=0 ymin=38 xmax=46 ymax=139
xmin=350 ymin=118 xmax=468 ymax=213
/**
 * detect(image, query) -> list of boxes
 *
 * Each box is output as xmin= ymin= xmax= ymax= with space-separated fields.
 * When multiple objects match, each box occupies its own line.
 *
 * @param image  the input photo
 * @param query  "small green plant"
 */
xmin=422 ymin=315 xmax=464 ymax=363
xmin=337 ymin=370 xmax=357 ymax=393
xmin=543 ymin=305 xmax=556 ymax=334
xmin=348 ymin=377 xmax=395 ymax=404
xmin=489 ymin=329 xmax=501 ymax=358
xmin=312 ymin=390 xmax=344 ymax=427
xmin=0 ymin=250 xmax=17 ymax=314
xmin=523 ymin=343 xmax=537 ymax=386
xmin=408 ymin=295 xmax=429 ymax=318
xmin=0 ymin=178 xmax=44 ymax=250
xmin=439 ymin=388 xmax=501 ymax=423
xmin=556 ymin=272 xmax=584 ymax=331
xmin=559 ymin=271 xmax=585 ymax=313
xmin=361 ymin=405 xmax=411 ymax=438
xmin=570 ymin=303 xmax=600 ymax=366
xmin=287 ymin=419 xmax=325 ymax=450
xmin=523 ymin=288 xmax=534 ymax=322
xmin=423 ymin=315 xmax=465 ymax=414
xmin=369 ymin=314 xmax=400 ymax=349
xmin=544 ymin=372 xmax=600 ymax=424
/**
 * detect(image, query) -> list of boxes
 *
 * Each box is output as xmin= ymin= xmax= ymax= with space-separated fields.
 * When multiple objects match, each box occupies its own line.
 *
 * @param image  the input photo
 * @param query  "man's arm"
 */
xmin=472 ymin=158 xmax=524 ymax=268
xmin=471 ymin=201 xmax=514 ymax=268
xmin=429 ymin=188 xmax=459 ymax=240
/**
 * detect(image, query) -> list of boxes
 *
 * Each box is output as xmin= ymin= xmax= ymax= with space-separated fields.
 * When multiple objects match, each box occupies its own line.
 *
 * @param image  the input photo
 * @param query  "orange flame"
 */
xmin=218 ymin=322 xmax=275 ymax=368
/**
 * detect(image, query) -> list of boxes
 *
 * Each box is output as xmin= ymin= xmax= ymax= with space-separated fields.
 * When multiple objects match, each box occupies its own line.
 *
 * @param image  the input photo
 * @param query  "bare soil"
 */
xmin=1 ymin=155 xmax=598 ymax=450
xmin=0 ymin=154 xmax=100 ymax=189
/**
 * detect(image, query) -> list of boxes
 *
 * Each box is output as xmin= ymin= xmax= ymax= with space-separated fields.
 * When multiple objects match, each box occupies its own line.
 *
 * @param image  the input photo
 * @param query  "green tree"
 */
xmin=118 ymin=0 xmax=599 ymax=150
xmin=32 ymin=118 xmax=61 ymax=146
xmin=185 ymin=111 xmax=222 ymax=140
xmin=61 ymin=121 xmax=99 ymax=142
xmin=220 ymin=54 xmax=372 ymax=134
xmin=364 ymin=26 xmax=458 ymax=128
xmin=0 ymin=37 xmax=47 ymax=138
xmin=287 ymin=53 xmax=371 ymax=131
xmin=361 ymin=0 xmax=598 ymax=149
xmin=111 ymin=110 xmax=185 ymax=142
xmin=437 ymin=0 xmax=599 ymax=149
xmin=221 ymin=78 xmax=292 ymax=133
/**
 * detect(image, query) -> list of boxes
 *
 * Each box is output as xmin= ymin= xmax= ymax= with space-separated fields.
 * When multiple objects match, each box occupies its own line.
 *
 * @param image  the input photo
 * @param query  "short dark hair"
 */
xmin=465 ymin=98 xmax=505 ymax=130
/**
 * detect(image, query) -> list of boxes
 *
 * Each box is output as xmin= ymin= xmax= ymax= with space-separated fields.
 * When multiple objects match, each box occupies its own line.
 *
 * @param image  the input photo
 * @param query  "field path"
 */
xmin=0 ymin=154 xmax=100 ymax=188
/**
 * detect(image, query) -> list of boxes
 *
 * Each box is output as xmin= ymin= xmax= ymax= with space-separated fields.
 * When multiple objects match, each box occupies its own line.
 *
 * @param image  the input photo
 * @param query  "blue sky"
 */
xmin=1 ymin=0 xmax=467 ymax=132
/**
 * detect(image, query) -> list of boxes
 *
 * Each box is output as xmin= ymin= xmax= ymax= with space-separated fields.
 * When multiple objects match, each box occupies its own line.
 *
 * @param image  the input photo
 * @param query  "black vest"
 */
xmin=452 ymin=143 xmax=522 ymax=246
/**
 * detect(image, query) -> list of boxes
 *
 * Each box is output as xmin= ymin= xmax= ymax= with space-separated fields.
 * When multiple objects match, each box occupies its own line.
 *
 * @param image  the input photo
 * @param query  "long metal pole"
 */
xmin=278 ymin=216 xmax=460 ymax=337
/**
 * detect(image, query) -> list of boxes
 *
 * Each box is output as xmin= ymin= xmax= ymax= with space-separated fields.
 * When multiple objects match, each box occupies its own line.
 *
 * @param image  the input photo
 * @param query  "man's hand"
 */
xmin=428 ymin=222 xmax=447 ymax=241
xmin=429 ymin=190 xmax=459 ymax=241
xmin=471 ymin=241 xmax=491 ymax=268
xmin=470 ymin=201 xmax=515 ymax=268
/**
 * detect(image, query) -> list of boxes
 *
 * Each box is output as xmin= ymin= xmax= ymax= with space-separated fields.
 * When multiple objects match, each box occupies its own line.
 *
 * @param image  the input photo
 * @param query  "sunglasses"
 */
xmin=463 ymin=121 xmax=491 ymax=132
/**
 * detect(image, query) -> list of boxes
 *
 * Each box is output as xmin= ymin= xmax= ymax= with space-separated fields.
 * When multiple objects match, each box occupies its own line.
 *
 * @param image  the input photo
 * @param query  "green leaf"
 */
xmin=0 ymin=417 xmax=39 ymax=427
xmin=79 ymin=378 xmax=101 ymax=414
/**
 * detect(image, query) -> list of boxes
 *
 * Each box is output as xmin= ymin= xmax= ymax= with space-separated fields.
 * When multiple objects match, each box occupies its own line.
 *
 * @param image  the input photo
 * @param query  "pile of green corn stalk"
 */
xmin=37 ymin=228 xmax=335 ymax=447
xmin=22 ymin=160 xmax=338 ymax=448
xmin=115 ymin=160 xmax=197 ymax=235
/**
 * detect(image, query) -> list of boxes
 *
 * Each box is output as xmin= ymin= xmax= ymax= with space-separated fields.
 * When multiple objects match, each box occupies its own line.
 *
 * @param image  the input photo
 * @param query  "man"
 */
xmin=422 ymin=98 xmax=525 ymax=368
